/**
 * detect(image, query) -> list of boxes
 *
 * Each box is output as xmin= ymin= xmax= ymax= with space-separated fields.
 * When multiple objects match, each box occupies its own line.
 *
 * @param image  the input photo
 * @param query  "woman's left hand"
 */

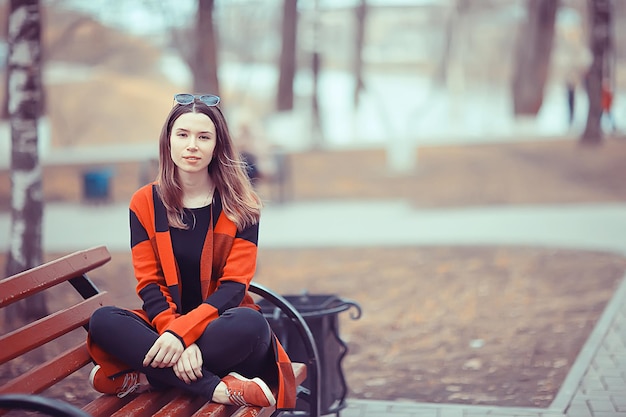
xmin=143 ymin=332 xmax=184 ymax=368
xmin=174 ymin=343 xmax=204 ymax=384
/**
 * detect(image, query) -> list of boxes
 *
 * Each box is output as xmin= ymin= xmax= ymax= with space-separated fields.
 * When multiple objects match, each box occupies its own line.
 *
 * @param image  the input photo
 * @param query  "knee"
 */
xmin=225 ymin=307 xmax=270 ymax=340
xmin=227 ymin=307 xmax=267 ymax=324
xmin=89 ymin=305 xmax=122 ymax=338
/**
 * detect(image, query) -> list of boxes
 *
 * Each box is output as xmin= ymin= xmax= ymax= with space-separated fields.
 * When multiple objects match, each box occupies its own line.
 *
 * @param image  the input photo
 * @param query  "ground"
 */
xmin=2 ymin=137 xmax=626 ymax=409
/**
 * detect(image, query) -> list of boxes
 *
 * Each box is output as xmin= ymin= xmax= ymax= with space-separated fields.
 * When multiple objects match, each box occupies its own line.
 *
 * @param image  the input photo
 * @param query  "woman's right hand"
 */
xmin=174 ymin=343 xmax=203 ymax=384
xmin=143 ymin=332 xmax=184 ymax=368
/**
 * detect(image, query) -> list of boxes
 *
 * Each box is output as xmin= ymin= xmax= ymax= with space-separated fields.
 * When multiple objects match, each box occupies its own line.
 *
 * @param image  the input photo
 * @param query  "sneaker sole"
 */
xmin=88 ymin=365 xmax=101 ymax=389
xmin=227 ymin=372 xmax=277 ymax=407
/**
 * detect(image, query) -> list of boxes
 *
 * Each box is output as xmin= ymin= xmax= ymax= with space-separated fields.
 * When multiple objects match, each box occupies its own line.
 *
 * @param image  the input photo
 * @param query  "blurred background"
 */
xmin=0 ymin=0 xmax=624 ymax=187
xmin=2 ymin=0 xmax=626 ymax=409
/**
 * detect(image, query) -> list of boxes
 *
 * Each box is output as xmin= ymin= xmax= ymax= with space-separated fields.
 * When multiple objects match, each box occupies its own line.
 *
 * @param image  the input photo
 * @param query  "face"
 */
xmin=169 ymin=112 xmax=217 ymax=177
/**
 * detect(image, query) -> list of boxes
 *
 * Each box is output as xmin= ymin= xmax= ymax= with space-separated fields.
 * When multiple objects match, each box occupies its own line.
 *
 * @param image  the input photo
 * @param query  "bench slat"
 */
xmin=110 ymin=390 xmax=180 ymax=417
xmin=252 ymin=407 xmax=277 ymax=417
xmin=151 ymin=393 xmax=209 ymax=417
xmin=229 ymin=407 xmax=265 ymax=417
xmin=0 ymin=246 xmax=111 ymax=307
xmin=81 ymin=394 xmax=135 ymax=417
xmin=0 ymin=292 xmax=110 ymax=364
xmin=190 ymin=403 xmax=237 ymax=417
xmin=0 ymin=344 xmax=91 ymax=395
xmin=291 ymin=362 xmax=307 ymax=383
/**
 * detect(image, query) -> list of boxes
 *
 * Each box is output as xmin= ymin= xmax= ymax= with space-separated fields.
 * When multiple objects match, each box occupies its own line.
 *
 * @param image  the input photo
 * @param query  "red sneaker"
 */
xmin=221 ymin=372 xmax=276 ymax=407
xmin=89 ymin=365 xmax=141 ymax=398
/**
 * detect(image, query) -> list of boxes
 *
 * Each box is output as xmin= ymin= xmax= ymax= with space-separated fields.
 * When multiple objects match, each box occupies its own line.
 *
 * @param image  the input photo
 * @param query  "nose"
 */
xmin=187 ymin=137 xmax=198 ymax=151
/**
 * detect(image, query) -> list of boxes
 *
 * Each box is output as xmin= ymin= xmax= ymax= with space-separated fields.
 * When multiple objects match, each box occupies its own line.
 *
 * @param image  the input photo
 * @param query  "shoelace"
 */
xmin=227 ymin=389 xmax=249 ymax=406
xmin=117 ymin=373 xmax=141 ymax=398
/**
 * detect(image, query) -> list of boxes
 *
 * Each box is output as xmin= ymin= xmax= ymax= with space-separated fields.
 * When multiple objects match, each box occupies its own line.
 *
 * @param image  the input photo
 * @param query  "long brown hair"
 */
xmin=156 ymin=100 xmax=262 ymax=230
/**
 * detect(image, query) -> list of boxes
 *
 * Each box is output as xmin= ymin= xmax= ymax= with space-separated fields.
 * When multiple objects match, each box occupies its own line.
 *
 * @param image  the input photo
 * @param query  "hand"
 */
xmin=174 ymin=343 xmax=203 ymax=384
xmin=143 ymin=332 xmax=184 ymax=368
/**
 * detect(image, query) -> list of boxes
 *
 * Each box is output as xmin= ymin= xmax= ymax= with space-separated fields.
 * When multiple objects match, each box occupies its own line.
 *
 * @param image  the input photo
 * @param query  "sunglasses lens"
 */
xmin=174 ymin=94 xmax=194 ymax=105
xmin=174 ymin=94 xmax=220 ymax=106
xmin=199 ymin=95 xmax=220 ymax=106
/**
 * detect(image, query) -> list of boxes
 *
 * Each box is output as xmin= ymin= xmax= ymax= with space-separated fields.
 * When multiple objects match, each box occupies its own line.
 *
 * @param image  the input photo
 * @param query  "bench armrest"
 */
xmin=248 ymin=282 xmax=321 ymax=417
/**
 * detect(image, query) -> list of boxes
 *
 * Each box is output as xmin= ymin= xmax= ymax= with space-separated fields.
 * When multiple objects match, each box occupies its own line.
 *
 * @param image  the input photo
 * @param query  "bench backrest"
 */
xmin=0 ymin=246 xmax=111 ymax=397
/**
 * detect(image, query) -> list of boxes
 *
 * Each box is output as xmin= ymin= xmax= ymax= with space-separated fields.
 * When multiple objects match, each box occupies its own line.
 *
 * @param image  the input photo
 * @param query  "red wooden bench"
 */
xmin=0 ymin=246 xmax=317 ymax=417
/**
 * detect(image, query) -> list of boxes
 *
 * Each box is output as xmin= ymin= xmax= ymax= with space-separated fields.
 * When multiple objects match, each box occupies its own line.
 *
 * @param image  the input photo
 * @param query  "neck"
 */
xmin=179 ymin=172 xmax=214 ymax=208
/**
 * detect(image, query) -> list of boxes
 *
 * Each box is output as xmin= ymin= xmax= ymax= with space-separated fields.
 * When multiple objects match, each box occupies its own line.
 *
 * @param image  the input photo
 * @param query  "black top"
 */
xmin=170 ymin=204 xmax=212 ymax=314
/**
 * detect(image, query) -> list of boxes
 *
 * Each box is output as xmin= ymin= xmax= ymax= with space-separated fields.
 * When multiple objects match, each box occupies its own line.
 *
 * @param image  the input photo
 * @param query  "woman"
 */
xmin=87 ymin=94 xmax=296 ymax=409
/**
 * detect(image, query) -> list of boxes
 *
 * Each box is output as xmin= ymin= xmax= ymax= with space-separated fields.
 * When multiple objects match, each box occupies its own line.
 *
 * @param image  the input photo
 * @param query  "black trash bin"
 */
xmin=258 ymin=293 xmax=361 ymax=417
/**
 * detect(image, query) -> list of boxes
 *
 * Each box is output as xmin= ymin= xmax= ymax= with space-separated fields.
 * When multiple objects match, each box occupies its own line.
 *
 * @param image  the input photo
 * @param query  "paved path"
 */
xmin=1 ymin=201 xmax=626 ymax=255
xmin=1 ymin=200 xmax=625 ymax=416
xmin=344 ymin=272 xmax=626 ymax=416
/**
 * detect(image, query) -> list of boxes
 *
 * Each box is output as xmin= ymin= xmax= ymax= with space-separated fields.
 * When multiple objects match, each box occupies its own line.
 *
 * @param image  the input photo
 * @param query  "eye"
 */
xmin=176 ymin=132 xmax=188 ymax=138
xmin=199 ymin=135 xmax=211 ymax=140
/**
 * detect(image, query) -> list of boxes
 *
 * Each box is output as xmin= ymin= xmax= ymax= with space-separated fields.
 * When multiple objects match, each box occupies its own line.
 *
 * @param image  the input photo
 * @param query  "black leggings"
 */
xmin=89 ymin=306 xmax=275 ymax=399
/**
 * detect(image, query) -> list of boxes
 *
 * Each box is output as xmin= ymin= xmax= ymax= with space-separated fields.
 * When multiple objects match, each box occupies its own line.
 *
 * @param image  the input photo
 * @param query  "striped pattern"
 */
xmin=128 ymin=184 xmax=259 ymax=345
xmin=88 ymin=183 xmax=296 ymax=409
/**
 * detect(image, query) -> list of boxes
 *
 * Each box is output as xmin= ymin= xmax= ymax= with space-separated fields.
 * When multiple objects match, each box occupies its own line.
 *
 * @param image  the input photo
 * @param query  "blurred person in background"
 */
xmin=85 ymin=94 xmax=296 ymax=409
xmin=236 ymin=122 xmax=263 ymax=188
xmin=566 ymin=77 xmax=577 ymax=128
xmin=601 ymin=78 xmax=617 ymax=133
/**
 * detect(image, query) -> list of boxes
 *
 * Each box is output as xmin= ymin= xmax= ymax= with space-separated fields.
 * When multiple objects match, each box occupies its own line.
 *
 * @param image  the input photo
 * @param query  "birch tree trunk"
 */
xmin=5 ymin=0 xmax=46 ymax=324
xmin=581 ymin=0 xmax=612 ymax=145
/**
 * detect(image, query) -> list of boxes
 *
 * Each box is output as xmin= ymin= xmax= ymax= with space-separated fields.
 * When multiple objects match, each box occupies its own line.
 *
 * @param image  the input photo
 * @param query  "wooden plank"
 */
xmin=253 ymin=406 xmax=277 ymax=417
xmin=190 ymin=402 xmax=238 ymax=417
xmin=0 ymin=246 xmax=111 ymax=307
xmin=110 ymin=390 xmax=179 ymax=417
xmin=85 ymin=394 xmax=236 ymax=417
xmin=0 ymin=344 xmax=91 ymax=395
xmin=81 ymin=395 xmax=134 ymax=417
xmin=229 ymin=405 xmax=270 ymax=417
xmin=0 ymin=292 xmax=109 ymax=364
xmin=292 ymin=362 xmax=307 ymax=385
xmin=151 ymin=393 xmax=208 ymax=417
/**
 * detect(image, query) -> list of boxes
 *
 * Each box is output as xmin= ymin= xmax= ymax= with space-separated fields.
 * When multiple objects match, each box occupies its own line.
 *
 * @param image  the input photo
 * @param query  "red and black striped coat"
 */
xmin=88 ymin=183 xmax=296 ymax=408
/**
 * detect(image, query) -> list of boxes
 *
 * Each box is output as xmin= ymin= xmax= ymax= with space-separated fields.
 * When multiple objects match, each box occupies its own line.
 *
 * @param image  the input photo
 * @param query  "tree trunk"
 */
xmin=310 ymin=50 xmax=322 ymax=148
xmin=193 ymin=0 xmax=219 ymax=96
xmin=581 ymin=0 xmax=612 ymax=145
xmin=276 ymin=0 xmax=297 ymax=112
xmin=353 ymin=0 xmax=367 ymax=107
xmin=2 ymin=4 xmax=9 ymax=120
xmin=5 ymin=0 xmax=46 ymax=325
xmin=511 ymin=0 xmax=558 ymax=116
xmin=309 ymin=0 xmax=324 ymax=149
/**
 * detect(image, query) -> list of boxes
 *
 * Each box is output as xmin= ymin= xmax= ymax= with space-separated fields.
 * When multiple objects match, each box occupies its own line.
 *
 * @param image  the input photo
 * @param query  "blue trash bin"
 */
xmin=83 ymin=169 xmax=113 ymax=201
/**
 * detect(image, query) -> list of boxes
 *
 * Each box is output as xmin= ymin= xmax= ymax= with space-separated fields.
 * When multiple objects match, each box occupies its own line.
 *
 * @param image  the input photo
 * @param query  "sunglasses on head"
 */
xmin=173 ymin=93 xmax=220 ymax=106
